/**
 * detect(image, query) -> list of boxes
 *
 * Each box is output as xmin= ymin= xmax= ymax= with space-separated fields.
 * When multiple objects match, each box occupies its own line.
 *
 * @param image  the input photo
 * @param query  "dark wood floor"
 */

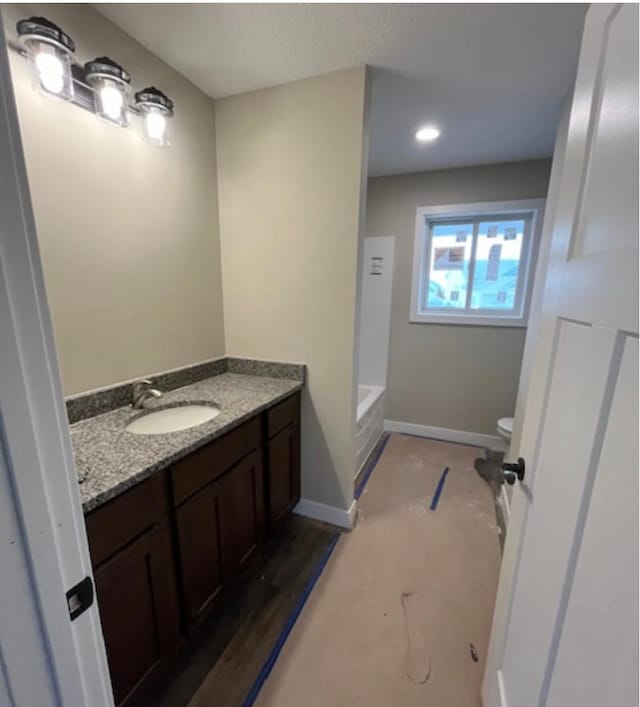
xmin=141 ymin=515 xmax=339 ymax=707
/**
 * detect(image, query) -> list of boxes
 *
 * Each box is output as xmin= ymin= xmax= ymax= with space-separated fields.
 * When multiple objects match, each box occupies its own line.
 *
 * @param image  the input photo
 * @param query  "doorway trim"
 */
xmin=0 ymin=14 xmax=112 ymax=705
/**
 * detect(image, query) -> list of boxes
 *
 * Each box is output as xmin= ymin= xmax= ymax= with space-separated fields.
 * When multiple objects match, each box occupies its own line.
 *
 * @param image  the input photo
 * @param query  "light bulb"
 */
xmin=145 ymin=112 xmax=166 ymax=141
xmin=100 ymin=85 xmax=124 ymax=121
xmin=415 ymin=126 xmax=441 ymax=142
xmin=35 ymin=51 xmax=64 ymax=95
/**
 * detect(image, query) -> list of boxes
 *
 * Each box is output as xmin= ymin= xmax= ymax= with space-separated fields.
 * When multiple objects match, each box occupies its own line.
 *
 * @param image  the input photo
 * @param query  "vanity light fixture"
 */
xmin=17 ymin=16 xmax=76 ymax=100
xmin=84 ymin=56 xmax=131 ymax=127
xmin=415 ymin=126 xmax=441 ymax=142
xmin=135 ymin=86 xmax=173 ymax=146
xmin=13 ymin=17 xmax=175 ymax=145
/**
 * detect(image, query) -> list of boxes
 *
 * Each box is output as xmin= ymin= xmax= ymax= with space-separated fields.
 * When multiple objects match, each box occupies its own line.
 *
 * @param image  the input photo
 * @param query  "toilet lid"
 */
xmin=498 ymin=417 xmax=514 ymax=433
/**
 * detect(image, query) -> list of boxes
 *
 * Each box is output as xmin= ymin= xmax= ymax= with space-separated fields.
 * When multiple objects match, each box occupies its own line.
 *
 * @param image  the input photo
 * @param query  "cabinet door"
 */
xmin=218 ymin=449 xmax=265 ymax=581
xmin=93 ymin=521 xmax=179 ymax=706
xmin=176 ymin=482 xmax=224 ymax=625
xmin=268 ymin=423 xmax=301 ymax=524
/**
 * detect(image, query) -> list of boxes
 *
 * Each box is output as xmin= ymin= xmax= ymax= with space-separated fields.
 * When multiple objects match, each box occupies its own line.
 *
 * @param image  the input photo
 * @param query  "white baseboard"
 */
xmin=499 ymin=484 xmax=511 ymax=525
xmin=384 ymin=419 xmax=507 ymax=452
xmin=294 ymin=497 xmax=357 ymax=530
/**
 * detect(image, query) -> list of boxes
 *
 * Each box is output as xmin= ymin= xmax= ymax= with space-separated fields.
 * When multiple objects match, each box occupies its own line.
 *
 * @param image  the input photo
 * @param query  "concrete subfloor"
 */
xmin=255 ymin=433 xmax=502 ymax=707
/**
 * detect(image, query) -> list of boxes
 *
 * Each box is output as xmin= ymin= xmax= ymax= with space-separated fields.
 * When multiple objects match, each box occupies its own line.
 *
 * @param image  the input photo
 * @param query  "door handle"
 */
xmin=501 ymin=457 xmax=525 ymax=485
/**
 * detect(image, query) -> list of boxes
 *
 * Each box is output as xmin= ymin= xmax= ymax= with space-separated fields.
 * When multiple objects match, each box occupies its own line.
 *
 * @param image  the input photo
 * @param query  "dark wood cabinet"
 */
xmin=175 ymin=481 xmax=224 ymax=624
xmin=267 ymin=392 xmax=301 ymax=525
xmin=86 ymin=393 xmax=300 ymax=705
xmin=171 ymin=416 xmax=261 ymax=506
xmin=89 ymin=516 xmax=179 ymax=705
xmin=175 ymin=448 xmax=264 ymax=627
xmin=218 ymin=449 xmax=265 ymax=579
xmin=268 ymin=423 xmax=301 ymax=524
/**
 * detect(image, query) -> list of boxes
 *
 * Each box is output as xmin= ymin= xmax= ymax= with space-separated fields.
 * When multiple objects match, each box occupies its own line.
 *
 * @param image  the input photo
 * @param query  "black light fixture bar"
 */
xmin=69 ymin=63 xmax=100 ymax=113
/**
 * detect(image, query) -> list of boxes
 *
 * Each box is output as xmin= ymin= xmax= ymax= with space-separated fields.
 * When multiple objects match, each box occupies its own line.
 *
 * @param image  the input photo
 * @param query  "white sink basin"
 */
xmin=126 ymin=405 xmax=220 ymax=435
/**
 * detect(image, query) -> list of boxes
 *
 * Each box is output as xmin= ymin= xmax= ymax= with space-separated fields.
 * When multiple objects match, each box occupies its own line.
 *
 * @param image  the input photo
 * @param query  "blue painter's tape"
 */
xmin=430 ymin=467 xmax=450 ymax=511
xmin=243 ymin=431 xmax=390 ymax=706
xmin=242 ymin=532 xmax=340 ymax=706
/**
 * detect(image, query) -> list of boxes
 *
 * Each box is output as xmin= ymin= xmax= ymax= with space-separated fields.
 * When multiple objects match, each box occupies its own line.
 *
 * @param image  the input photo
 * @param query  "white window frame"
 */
xmin=410 ymin=199 xmax=545 ymax=327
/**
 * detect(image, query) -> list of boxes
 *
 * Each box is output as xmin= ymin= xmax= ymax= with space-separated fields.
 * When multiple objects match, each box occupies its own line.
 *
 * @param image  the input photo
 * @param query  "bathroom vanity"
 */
xmin=71 ymin=364 xmax=302 ymax=705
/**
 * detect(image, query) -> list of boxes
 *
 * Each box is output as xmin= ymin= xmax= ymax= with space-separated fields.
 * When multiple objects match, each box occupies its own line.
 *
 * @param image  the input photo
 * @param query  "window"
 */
xmin=410 ymin=200 xmax=544 ymax=326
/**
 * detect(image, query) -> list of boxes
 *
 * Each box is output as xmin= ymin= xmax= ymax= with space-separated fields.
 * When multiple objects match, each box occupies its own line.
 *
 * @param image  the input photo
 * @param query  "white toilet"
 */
xmin=497 ymin=417 xmax=514 ymax=443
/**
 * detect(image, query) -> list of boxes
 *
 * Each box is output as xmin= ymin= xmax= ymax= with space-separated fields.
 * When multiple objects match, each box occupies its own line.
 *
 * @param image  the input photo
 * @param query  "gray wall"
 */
xmin=365 ymin=159 xmax=552 ymax=435
xmin=216 ymin=67 xmax=369 ymax=513
xmin=4 ymin=4 xmax=225 ymax=395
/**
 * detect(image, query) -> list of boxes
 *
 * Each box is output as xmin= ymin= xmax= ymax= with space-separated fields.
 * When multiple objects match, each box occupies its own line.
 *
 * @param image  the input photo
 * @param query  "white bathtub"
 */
xmin=356 ymin=385 xmax=385 ymax=476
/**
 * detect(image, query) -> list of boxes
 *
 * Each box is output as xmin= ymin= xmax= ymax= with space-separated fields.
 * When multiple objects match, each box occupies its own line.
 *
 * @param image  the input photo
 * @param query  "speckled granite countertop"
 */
xmin=72 ymin=373 xmax=302 ymax=513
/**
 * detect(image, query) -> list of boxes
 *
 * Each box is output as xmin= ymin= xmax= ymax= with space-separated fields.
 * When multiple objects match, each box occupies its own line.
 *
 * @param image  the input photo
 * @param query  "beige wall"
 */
xmin=365 ymin=159 xmax=552 ymax=436
xmin=3 ymin=4 xmax=225 ymax=395
xmin=216 ymin=67 xmax=369 ymax=511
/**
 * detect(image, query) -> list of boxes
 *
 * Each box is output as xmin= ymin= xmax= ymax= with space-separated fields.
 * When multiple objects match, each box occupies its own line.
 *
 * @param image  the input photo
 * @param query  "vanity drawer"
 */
xmin=267 ymin=392 xmax=300 ymax=439
xmin=86 ymin=471 xmax=169 ymax=567
xmin=172 ymin=416 xmax=261 ymax=505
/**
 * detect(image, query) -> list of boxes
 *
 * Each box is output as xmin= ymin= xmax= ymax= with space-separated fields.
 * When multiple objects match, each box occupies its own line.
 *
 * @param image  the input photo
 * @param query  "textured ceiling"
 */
xmin=95 ymin=4 xmax=587 ymax=176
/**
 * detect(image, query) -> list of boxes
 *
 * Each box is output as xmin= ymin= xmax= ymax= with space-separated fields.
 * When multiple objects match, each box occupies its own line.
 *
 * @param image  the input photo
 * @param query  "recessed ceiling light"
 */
xmin=415 ymin=126 xmax=441 ymax=142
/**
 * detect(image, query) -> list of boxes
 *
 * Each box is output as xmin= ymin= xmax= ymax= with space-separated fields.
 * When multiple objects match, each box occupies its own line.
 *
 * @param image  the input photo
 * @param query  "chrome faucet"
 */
xmin=132 ymin=379 xmax=163 ymax=409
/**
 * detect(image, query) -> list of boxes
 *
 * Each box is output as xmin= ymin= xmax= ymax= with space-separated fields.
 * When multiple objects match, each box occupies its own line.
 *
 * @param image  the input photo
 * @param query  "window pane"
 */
xmin=470 ymin=220 xmax=525 ymax=311
xmin=424 ymin=223 xmax=473 ymax=310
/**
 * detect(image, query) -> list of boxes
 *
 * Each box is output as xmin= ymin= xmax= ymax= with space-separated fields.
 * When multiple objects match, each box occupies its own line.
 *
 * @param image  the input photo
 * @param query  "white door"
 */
xmin=0 ymin=14 xmax=113 ymax=706
xmin=483 ymin=4 xmax=638 ymax=707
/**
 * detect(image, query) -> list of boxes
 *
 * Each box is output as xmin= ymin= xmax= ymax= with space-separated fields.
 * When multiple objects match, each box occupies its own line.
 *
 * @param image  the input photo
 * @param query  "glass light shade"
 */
xmin=18 ymin=18 xmax=75 ymax=100
xmin=85 ymin=58 xmax=131 ymax=128
xmin=142 ymin=106 xmax=169 ymax=146
xmin=91 ymin=76 xmax=129 ymax=127
xmin=135 ymin=87 xmax=173 ymax=147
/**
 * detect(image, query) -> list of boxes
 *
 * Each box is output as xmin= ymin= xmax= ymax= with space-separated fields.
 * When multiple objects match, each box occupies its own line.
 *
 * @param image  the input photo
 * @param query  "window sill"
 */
xmin=409 ymin=313 xmax=528 ymax=327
